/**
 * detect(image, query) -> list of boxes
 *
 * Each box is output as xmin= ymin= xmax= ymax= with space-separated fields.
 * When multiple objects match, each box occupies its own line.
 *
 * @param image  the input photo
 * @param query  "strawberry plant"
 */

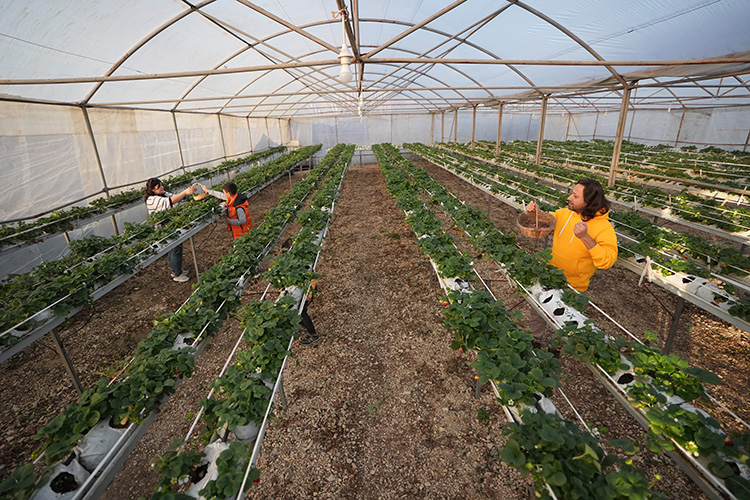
xmin=502 ymin=409 xmax=660 ymax=500
xmin=200 ymin=364 xmax=272 ymax=435
xmin=198 ymin=442 xmax=258 ymax=500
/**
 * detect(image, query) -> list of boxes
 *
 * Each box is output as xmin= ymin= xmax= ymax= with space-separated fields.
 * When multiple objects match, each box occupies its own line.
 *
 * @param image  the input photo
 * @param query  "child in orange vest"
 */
xmin=198 ymin=182 xmax=252 ymax=239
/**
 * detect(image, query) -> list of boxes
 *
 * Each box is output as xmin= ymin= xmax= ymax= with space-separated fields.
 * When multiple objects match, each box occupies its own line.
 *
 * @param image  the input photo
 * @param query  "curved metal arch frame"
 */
xmin=21 ymin=0 xmax=750 ymax=117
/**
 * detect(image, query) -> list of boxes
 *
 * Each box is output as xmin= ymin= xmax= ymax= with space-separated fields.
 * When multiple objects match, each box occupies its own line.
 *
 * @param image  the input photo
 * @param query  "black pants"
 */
xmin=300 ymin=301 xmax=317 ymax=335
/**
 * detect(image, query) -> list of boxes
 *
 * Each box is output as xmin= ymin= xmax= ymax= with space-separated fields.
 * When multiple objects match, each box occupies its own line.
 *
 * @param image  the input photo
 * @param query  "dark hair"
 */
xmin=577 ymin=178 xmax=610 ymax=221
xmin=144 ymin=178 xmax=163 ymax=201
xmin=222 ymin=182 xmax=238 ymax=195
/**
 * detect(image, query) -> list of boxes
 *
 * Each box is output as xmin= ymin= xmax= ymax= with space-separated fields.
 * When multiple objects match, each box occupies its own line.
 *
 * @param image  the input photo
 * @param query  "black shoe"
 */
xmin=300 ymin=334 xmax=320 ymax=345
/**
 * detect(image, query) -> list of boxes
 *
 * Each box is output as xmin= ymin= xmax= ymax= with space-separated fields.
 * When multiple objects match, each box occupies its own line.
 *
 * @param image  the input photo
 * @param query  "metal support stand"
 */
xmin=663 ymin=297 xmax=686 ymax=354
xmin=277 ymin=377 xmax=288 ymax=411
xmin=288 ymin=170 xmax=293 ymax=189
xmin=110 ymin=214 xmax=120 ymax=237
xmin=50 ymin=330 xmax=84 ymax=395
xmin=475 ymin=378 xmax=482 ymax=399
xmin=487 ymin=193 xmax=491 ymax=217
xmin=188 ymin=236 xmax=200 ymax=281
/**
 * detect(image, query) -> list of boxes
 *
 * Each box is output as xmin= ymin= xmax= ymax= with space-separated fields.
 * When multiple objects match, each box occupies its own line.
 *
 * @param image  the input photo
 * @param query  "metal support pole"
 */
xmin=51 ymin=330 xmax=84 ymax=395
xmin=565 ymin=112 xmax=572 ymax=141
xmin=109 ymin=214 xmax=120 ymax=237
xmin=188 ymin=236 xmax=200 ymax=281
xmin=608 ymin=85 xmax=633 ymax=187
xmin=535 ymin=96 xmax=548 ymax=166
xmin=475 ymin=378 xmax=482 ymax=399
xmin=172 ymin=111 xmax=187 ymax=175
xmin=430 ymin=113 xmax=435 ymax=145
xmin=452 ymin=108 xmax=458 ymax=143
xmin=245 ymin=117 xmax=253 ymax=154
xmin=592 ymin=111 xmax=600 ymax=141
xmin=663 ymin=297 xmax=686 ymax=355
xmin=471 ymin=105 xmax=477 ymax=146
xmin=674 ymin=109 xmax=686 ymax=148
xmin=441 ymin=111 xmax=445 ymax=143
xmin=495 ymin=103 xmax=503 ymax=156
xmin=277 ymin=377 xmax=288 ymax=411
xmin=288 ymin=169 xmax=293 ymax=189
xmin=217 ymin=114 xmax=228 ymax=161
xmin=81 ymin=106 xmax=118 ymax=237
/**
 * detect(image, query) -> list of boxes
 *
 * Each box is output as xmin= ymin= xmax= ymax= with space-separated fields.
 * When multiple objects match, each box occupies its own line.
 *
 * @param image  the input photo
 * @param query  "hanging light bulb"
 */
xmin=337 ymin=12 xmax=353 ymax=84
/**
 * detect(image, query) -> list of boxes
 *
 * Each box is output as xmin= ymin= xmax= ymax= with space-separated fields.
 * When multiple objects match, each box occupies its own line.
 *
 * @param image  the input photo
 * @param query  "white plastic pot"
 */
xmin=186 ymin=440 xmax=230 ymax=499
xmin=173 ymin=333 xmax=198 ymax=351
xmin=75 ymin=419 xmax=128 ymax=472
xmin=231 ymin=421 xmax=260 ymax=442
xmin=32 ymin=458 xmax=90 ymax=500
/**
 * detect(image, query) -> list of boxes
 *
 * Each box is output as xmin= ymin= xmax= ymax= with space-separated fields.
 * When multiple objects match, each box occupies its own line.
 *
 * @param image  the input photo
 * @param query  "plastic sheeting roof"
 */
xmin=1 ymin=0 xmax=750 ymax=118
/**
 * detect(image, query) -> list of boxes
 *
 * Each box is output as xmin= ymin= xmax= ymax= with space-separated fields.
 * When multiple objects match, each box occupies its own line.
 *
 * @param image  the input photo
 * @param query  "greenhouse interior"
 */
xmin=1 ymin=1 xmax=750 ymax=499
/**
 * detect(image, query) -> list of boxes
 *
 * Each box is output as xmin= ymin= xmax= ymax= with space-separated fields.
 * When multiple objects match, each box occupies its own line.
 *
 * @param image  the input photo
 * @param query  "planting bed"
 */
xmin=2 ymin=159 xmax=748 ymax=499
xmin=0 ymin=171 xmax=309 ymax=489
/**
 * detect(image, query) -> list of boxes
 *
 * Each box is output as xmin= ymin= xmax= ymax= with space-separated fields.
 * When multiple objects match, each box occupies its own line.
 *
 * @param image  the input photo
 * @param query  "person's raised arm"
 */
xmin=169 ymin=185 xmax=197 ymax=204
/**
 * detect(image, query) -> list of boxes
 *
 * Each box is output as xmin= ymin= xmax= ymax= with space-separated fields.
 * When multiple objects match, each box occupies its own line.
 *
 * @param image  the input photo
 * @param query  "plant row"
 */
xmin=443 ymin=141 xmax=750 ymax=233
xmin=394 ymin=144 xmax=750 ymax=498
xmin=0 ymin=145 xmax=354 ymax=500
xmin=0 ymin=147 xmax=286 ymax=248
xmin=0 ymin=146 xmax=321 ymax=348
xmin=409 ymin=143 xmax=750 ymax=323
xmin=482 ymin=139 xmax=750 ymax=190
xmin=148 ymin=145 xmax=353 ymax=500
xmin=374 ymin=143 xmax=661 ymax=499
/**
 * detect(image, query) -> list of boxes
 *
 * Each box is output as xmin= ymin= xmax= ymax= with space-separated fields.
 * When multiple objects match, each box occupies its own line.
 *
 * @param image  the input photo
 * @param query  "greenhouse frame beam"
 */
xmin=236 ymin=0 xmax=340 ymax=55
xmin=364 ymin=0 xmax=469 ymax=59
xmin=186 ymin=9 xmax=357 ymax=115
xmin=364 ymin=5 xmax=519 ymax=100
xmin=509 ymin=0 xmax=626 ymax=86
xmin=535 ymin=96 xmax=548 ymax=166
xmin=7 ymin=57 xmax=749 ymax=87
xmin=496 ymin=103 xmax=503 ymax=155
xmin=608 ymin=84 xmax=633 ymax=187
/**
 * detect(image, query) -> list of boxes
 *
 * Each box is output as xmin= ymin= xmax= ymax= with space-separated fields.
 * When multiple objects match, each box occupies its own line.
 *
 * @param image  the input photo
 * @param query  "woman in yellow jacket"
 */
xmin=526 ymin=178 xmax=618 ymax=292
xmin=526 ymin=179 xmax=617 ymax=352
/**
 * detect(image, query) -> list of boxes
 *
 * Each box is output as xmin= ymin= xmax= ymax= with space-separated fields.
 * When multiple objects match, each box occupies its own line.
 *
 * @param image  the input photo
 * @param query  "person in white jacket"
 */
xmin=144 ymin=178 xmax=197 ymax=282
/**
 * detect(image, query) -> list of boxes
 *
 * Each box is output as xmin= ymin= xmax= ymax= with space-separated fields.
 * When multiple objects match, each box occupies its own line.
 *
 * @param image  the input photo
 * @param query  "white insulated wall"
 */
xmin=0 ymin=103 xmax=289 ymax=221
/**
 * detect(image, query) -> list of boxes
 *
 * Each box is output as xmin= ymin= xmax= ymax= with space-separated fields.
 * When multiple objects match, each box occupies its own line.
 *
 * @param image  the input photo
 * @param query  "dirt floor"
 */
xmin=1 ymin=158 xmax=747 ymax=499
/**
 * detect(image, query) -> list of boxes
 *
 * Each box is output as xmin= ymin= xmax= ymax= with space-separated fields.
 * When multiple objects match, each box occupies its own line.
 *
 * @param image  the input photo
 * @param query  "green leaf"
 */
xmin=500 ymin=439 xmax=526 ymax=468
xmin=547 ymin=471 xmax=567 ymax=487
xmin=726 ymin=474 xmax=750 ymax=498
xmin=608 ymin=439 xmax=637 ymax=455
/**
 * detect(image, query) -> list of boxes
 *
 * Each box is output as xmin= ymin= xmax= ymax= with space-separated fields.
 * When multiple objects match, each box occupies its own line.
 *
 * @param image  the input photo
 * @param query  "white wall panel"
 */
xmin=0 ymin=102 xmax=100 ymax=221
xmin=175 ymin=112 xmax=224 ymax=169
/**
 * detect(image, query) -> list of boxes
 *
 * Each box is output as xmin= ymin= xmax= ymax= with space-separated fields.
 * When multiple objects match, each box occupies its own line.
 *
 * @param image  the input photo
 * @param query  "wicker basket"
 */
xmin=193 ymin=191 xmax=208 ymax=201
xmin=517 ymin=210 xmax=556 ymax=239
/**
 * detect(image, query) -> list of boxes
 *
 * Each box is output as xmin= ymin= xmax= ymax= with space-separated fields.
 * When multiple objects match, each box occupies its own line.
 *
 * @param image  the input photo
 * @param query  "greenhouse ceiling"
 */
xmin=1 ymin=0 xmax=750 ymax=118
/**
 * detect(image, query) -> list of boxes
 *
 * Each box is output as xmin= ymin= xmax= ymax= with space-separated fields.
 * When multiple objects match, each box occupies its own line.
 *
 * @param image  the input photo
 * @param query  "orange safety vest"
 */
xmin=226 ymin=193 xmax=252 ymax=239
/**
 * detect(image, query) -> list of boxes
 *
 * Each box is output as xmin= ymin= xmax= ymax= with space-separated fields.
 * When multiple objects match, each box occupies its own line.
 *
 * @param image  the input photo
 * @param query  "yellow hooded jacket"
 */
xmin=549 ymin=208 xmax=618 ymax=292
